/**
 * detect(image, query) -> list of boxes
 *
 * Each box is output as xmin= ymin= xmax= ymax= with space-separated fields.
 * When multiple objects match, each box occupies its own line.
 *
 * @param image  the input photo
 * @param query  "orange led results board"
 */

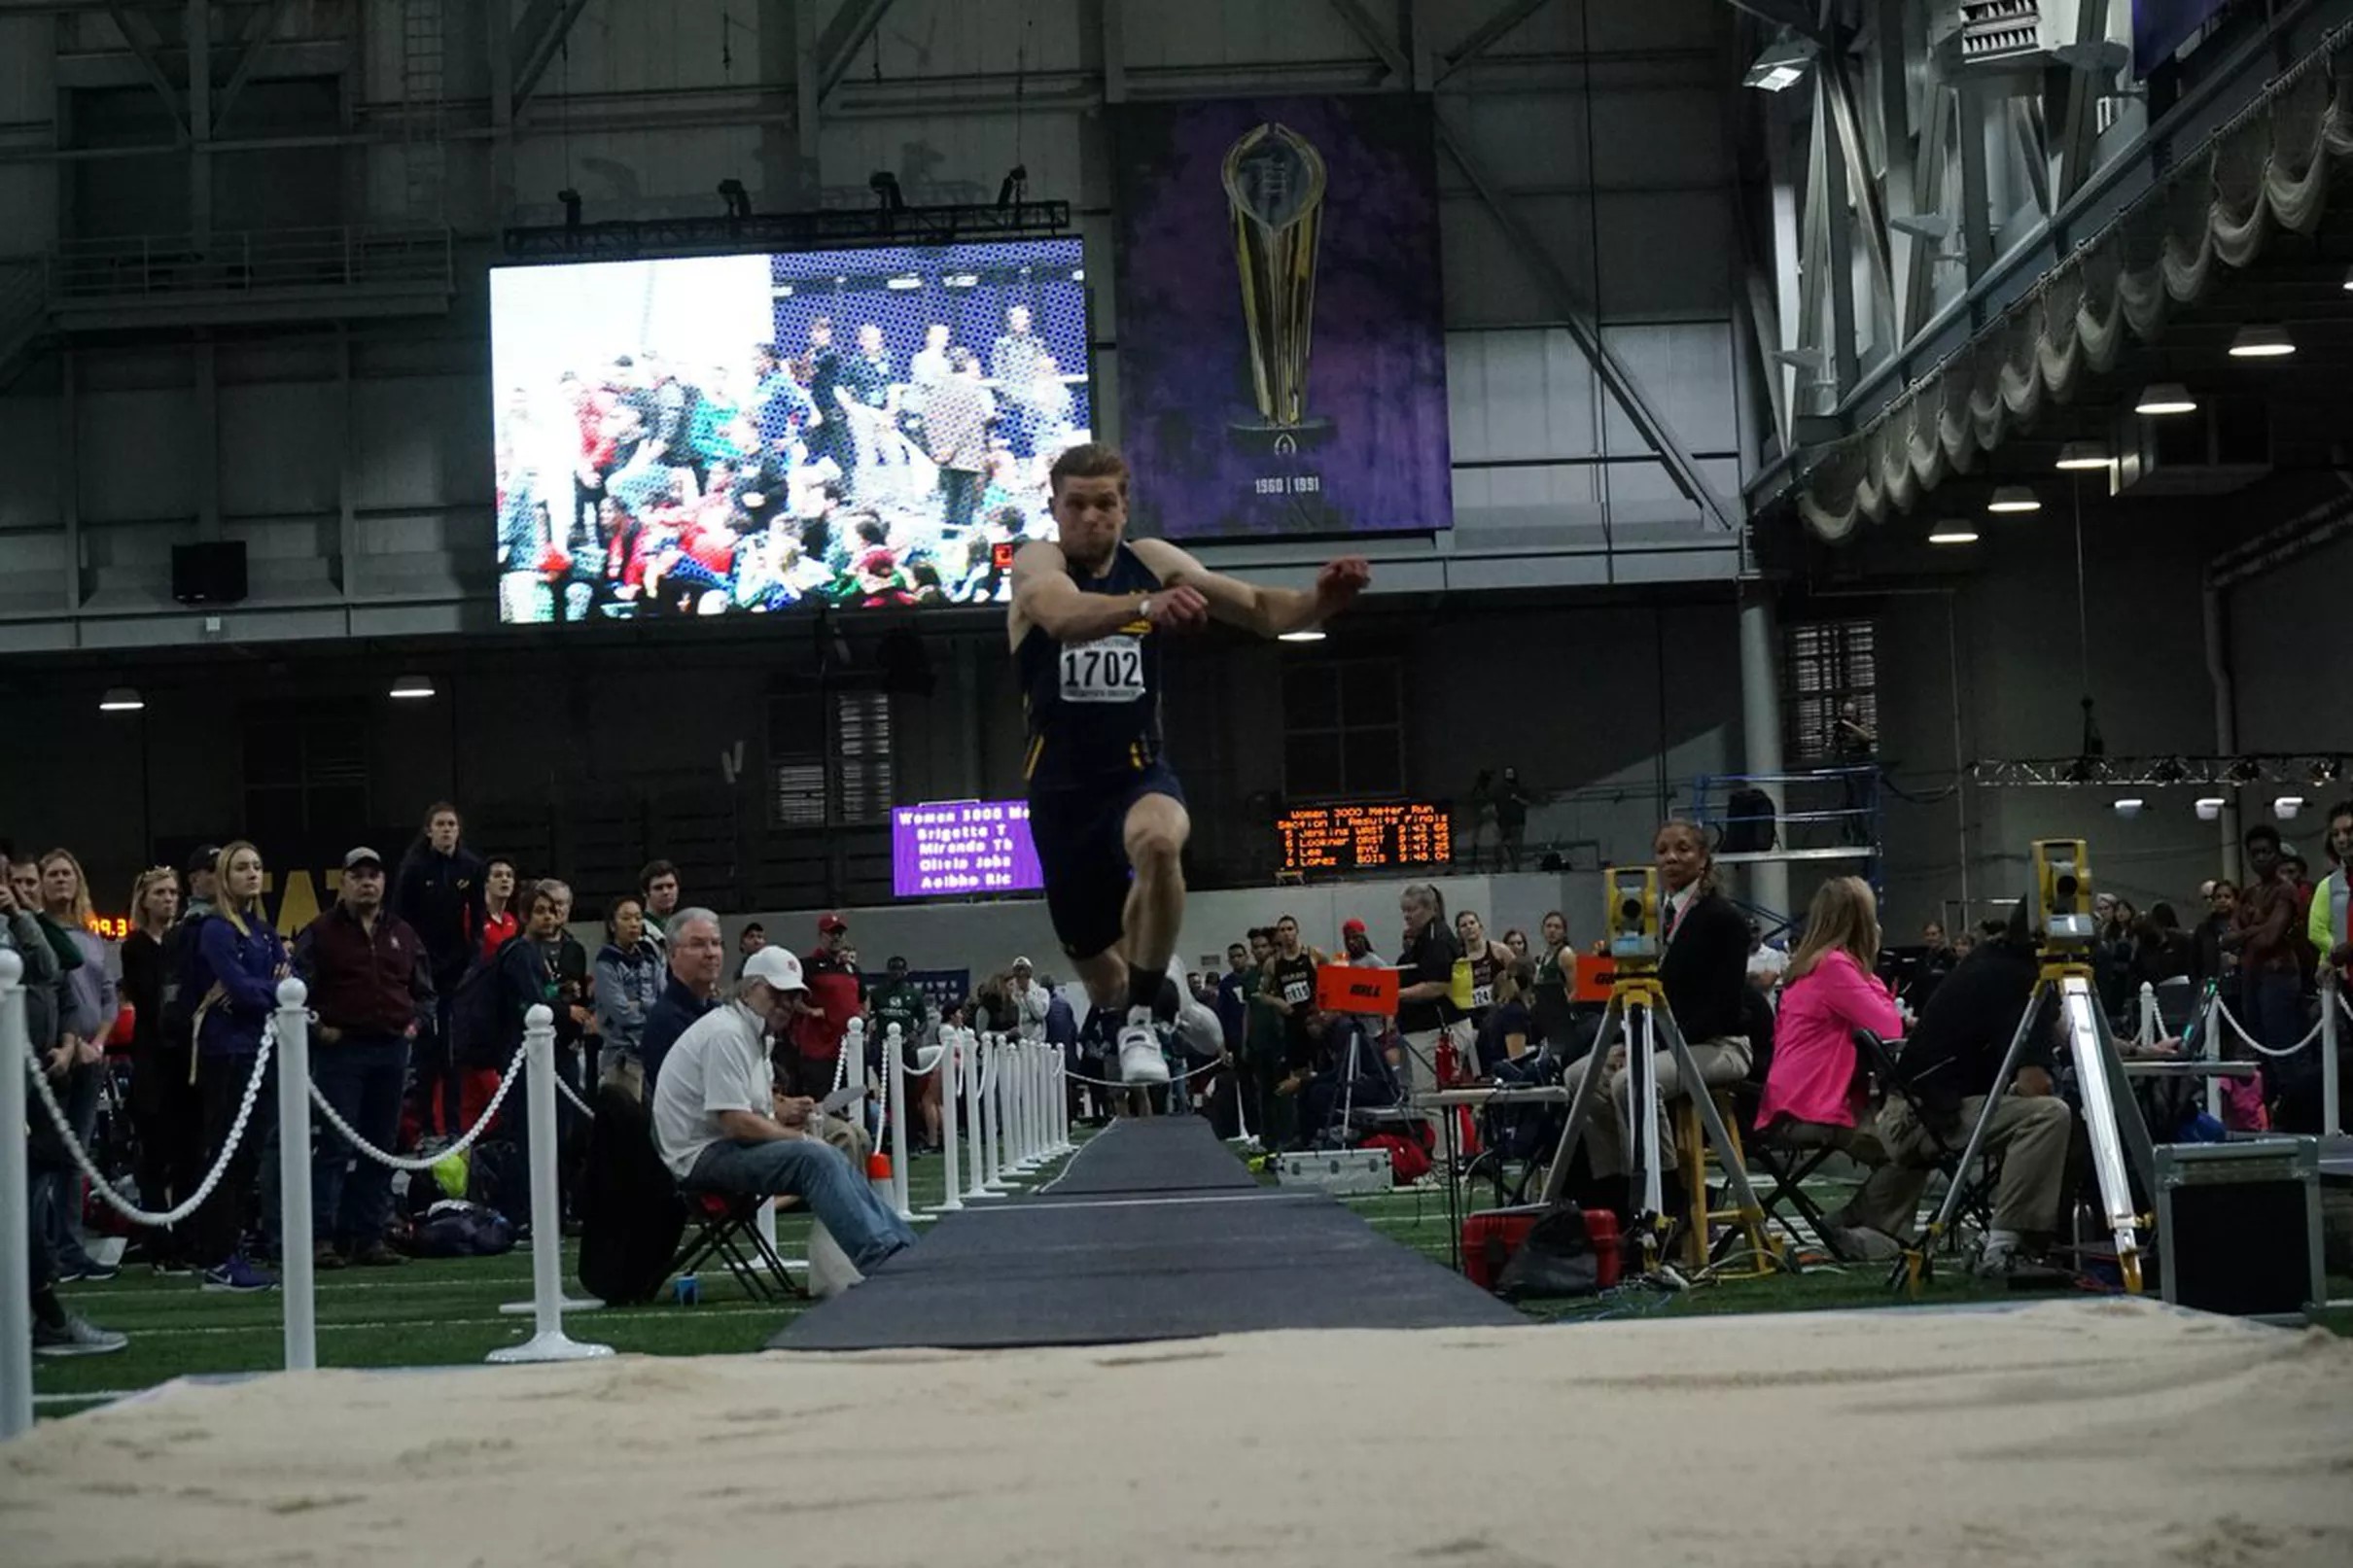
xmin=1276 ymin=801 xmax=1452 ymax=875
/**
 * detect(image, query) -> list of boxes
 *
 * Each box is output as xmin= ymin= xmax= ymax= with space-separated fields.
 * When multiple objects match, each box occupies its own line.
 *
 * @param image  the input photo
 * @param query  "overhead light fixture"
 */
xmin=1743 ymin=27 xmax=1816 ymax=92
xmin=556 ymin=188 xmax=581 ymax=228
xmin=2228 ymin=323 xmax=2296 ymax=359
xmin=389 ymin=674 xmax=436 ymax=700
xmin=2112 ymin=798 xmax=2146 ymax=819
xmin=2195 ymin=797 xmax=2226 ymax=821
xmin=2054 ymin=441 xmax=2110 ymax=471
xmin=1927 ymin=524 xmax=1980 ymax=545
xmin=868 ymin=170 xmax=905 ymax=216
xmin=886 ymin=274 xmax=923 ymax=291
xmin=2274 ymin=795 xmax=2306 ymax=819
xmin=1277 ymin=630 xmax=1328 ymax=645
xmin=2136 ymin=382 xmax=2197 ymax=415
xmin=1986 ymin=486 xmax=2041 ymax=513
xmin=2342 ymin=263 xmax=2353 ymax=292
xmin=997 ymin=163 xmax=1028 ymax=209
xmin=98 ymin=685 xmax=144 ymax=713
xmin=716 ymin=178 xmax=751 ymax=221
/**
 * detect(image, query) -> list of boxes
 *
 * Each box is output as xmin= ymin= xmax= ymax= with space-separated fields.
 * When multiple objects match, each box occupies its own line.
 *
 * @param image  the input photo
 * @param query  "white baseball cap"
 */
xmin=741 ymin=946 xmax=806 ymax=993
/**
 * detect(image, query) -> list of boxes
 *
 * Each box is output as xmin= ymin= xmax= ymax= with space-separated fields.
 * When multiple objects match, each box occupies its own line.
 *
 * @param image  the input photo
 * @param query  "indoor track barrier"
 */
xmin=2197 ymin=972 xmax=2344 ymax=1138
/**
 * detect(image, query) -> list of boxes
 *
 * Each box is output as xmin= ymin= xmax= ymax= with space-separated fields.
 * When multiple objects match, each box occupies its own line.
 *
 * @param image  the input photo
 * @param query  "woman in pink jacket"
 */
xmin=1756 ymin=877 xmax=1905 ymax=1143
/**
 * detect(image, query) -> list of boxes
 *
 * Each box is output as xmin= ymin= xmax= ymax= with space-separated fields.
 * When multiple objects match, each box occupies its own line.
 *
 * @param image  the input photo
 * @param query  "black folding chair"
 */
xmin=670 ymin=1190 xmax=805 ymax=1304
xmin=1851 ymin=1029 xmax=1998 ymax=1271
xmin=1747 ymin=1117 xmax=1860 ymax=1261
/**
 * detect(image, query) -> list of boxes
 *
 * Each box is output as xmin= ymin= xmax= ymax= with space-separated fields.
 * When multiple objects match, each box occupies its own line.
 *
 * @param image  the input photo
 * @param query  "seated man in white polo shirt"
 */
xmin=650 ymin=946 xmax=916 ymax=1275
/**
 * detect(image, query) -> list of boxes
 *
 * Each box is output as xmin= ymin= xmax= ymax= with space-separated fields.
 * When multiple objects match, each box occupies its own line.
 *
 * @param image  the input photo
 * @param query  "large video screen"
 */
xmin=490 ymin=239 xmax=1089 ymax=623
xmin=892 ymin=800 xmax=1042 ymax=899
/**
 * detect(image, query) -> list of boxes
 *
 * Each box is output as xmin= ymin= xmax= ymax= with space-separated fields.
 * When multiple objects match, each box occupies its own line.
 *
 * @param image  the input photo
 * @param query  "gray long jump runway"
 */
xmin=772 ymin=1118 xmax=1522 ymax=1350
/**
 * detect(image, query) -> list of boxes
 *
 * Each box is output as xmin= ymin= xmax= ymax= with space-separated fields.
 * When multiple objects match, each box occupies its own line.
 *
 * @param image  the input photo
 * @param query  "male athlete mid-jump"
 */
xmin=1010 ymin=443 xmax=1372 ymax=1085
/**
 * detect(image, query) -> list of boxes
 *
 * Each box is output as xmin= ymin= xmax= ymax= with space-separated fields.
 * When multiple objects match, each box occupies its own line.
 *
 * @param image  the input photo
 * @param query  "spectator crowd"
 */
xmin=11 ymin=795 xmax=2347 ymax=1357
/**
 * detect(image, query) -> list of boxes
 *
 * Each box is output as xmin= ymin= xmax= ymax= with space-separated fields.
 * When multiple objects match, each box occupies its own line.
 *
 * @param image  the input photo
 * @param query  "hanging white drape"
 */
xmin=1798 ymin=31 xmax=2353 ymax=540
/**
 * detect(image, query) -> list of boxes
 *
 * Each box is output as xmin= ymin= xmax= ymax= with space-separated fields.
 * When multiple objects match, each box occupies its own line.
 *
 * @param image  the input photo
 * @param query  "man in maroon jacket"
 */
xmin=295 ymin=847 xmax=435 ymax=1268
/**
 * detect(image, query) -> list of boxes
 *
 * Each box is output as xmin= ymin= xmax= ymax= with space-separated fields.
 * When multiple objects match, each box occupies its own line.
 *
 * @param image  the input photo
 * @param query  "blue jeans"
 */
xmin=688 ymin=1136 xmax=915 ymax=1273
xmin=30 ymin=1061 xmax=104 ymax=1272
xmin=2246 ymin=969 xmax=2316 ymax=1120
xmin=313 ymin=1035 xmax=410 ymax=1247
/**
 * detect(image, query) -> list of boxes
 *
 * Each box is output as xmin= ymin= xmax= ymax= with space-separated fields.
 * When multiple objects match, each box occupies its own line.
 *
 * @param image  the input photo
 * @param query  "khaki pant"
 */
xmin=1560 ymin=1034 xmax=1752 ymax=1177
xmin=1841 ymin=1092 xmax=2070 ymax=1238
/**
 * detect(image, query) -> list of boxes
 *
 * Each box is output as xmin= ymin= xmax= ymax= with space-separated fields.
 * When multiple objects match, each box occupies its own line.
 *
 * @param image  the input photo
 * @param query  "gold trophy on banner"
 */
xmin=1222 ymin=122 xmax=1333 ymax=447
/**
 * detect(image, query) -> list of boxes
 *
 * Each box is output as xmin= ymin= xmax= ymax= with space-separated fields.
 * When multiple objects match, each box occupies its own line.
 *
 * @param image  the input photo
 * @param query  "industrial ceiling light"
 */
xmin=556 ymin=188 xmax=581 ymax=227
xmin=1277 ymin=630 xmax=1328 ymax=644
xmin=997 ymin=164 xmax=1029 ymax=209
xmin=2195 ymin=797 xmax=2225 ymax=820
xmin=2054 ymin=441 xmax=2110 ymax=470
xmin=2342 ymin=263 xmax=2353 ymax=292
xmin=1743 ymin=28 xmax=1816 ymax=91
xmin=389 ymin=674 xmax=436 ymax=700
xmin=2274 ymin=795 xmax=2306 ymax=819
xmin=98 ymin=685 xmax=144 ymax=713
xmin=1986 ymin=485 xmax=2041 ymax=513
xmin=868 ymin=170 xmax=905 ymax=215
xmin=1927 ymin=523 xmax=1980 ymax=544
xmin=2227 ymin=323 xmax=2296 ymax=358
xmin=716 ymin=178 xmax=751 ymax=221
xmin=2111 ymin=798 xmax=2146 ymax=819
xmin=2135 ymin=382 xmax=2197 ymax=415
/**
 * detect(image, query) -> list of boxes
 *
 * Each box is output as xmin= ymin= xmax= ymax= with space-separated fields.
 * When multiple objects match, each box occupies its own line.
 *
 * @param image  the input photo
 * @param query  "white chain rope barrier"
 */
xmin=308 ymin=1035 xmax=532 ymax=1172
xmin=23 ymin=1015 xmax=279 ymax=1229
xmin=554 ymin=1070 xmax=595 ymax=1119
xmin=2206 ymin=994 xmax=2329 ymax=1058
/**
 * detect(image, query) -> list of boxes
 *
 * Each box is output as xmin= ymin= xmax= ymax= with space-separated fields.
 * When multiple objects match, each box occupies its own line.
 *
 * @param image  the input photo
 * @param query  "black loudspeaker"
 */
xmin=172 ymin=540 xmax=248 ymax=605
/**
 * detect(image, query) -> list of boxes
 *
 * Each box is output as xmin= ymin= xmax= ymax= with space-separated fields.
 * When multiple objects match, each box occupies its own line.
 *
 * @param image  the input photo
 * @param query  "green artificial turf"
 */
xmin=35 ymin=1135 xmax=2353 ymax=1419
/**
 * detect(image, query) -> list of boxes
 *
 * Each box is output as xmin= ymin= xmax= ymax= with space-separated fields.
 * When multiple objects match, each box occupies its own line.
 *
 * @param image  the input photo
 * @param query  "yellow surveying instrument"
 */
xmin=1539 ymin=866 xmax=1774 ymax=1277
xmin=1909 ymin=838 xmax=2158 ymax=1293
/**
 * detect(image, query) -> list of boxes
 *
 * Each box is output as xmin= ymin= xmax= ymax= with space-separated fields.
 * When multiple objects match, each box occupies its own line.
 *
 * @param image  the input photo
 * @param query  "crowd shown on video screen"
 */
xmin=494 ymin=303 xmax=1085 ymax=622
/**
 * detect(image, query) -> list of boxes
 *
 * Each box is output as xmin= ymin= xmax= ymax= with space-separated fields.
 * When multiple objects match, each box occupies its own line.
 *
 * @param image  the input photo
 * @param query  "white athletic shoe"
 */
xmin=1173 ymin=996 xmax=1224 ymax=1061
xmin=1117 ymin=1017 xmax=1172 ymax=1085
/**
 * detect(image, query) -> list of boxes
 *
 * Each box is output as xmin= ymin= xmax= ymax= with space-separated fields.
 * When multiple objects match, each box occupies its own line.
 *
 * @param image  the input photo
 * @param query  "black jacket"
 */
xmin=1896 ymin=936 xmax=2053 ymax=1117
xmin=393 ymin=844 xmax=487 ymax=989
xmin=1659 ymin=889 xmax=1749 ymax=1043
xmin=640 ymin=972 xmax=720 ymax=1092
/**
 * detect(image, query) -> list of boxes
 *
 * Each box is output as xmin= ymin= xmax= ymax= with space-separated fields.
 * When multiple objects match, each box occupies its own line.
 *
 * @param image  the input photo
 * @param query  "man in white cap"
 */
xmin=650 ymin=946 xmax=914 ymax=1275
xmin=1006 ymin=956 xmax=1051 ymax=1044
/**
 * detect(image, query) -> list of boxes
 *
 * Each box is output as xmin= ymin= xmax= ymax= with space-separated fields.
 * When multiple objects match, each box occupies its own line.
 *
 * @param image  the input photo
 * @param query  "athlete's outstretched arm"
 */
xmin=1131 ymin=539 xmax=1370 ymax=639
xmin=1010 ymin=540 xmax=1197 ymax=644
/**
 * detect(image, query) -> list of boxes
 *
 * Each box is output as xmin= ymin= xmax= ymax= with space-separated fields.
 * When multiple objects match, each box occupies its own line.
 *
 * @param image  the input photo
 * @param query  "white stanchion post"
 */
xmin=2324 ymin=972 xmax=2342 ymax=1141
xmin=1009 ymin=1040 xmax=1037 ymax=1174
xmin=2203 ymin=988 xmax=2224 ymax=1124
xmin=885 ymin=1023 xmax=914 ymax=1221
xmin=981 ymin=1032 xmax=1005 ymax=1190
xmin=966 ymin=1031 xmax=999 ymax=1199
xmin=272 ymin=981 xmax=317 ymax=1374
xmin=1059 ymin=1047 xmax=1073 ymax=1153
xmin=932 ymin=1028 xmax=964 ymax=1214
xmin=1 ymin=950 xmax=32 ymax=1441
xmin=843 ymin=1017 xmax=869 ymax=1145
xmin=2136 ymin=982 xmax=2159 ymax=1049
xmin=487 ymin=1007 xmax=612 ymax=1366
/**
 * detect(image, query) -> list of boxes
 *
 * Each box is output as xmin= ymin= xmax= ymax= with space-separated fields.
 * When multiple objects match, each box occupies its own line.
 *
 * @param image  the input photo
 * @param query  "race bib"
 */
xmin=1470 ymin=983 xmax=1495 ymax=1009
xmin=1283 ymin=976 xmax=1313 ymax=1006
xmin=1059 ymin=636 xmax=1146 ymax=704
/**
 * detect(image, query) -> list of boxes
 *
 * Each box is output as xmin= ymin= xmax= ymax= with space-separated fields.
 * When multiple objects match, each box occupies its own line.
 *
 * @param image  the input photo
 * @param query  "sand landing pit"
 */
xmin=6 ymin=1299 xmax=2350 ymax=1567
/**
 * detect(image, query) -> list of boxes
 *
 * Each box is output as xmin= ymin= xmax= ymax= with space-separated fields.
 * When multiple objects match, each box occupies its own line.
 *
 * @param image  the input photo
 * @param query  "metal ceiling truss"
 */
xmin=1322 ymin=0 xmax=1740 ymax=533
xmin=1744 ymin=0 xmax=2134 ymax=439
xmin=1970 ymin=755 xmax=2349 ymax=789
xmin=510 ymin=0 xmax=592 ymax=117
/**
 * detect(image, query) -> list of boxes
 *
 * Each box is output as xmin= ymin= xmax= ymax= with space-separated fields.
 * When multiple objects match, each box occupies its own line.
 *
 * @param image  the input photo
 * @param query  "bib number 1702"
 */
xmin=1060 ymin=637 xmax=1145 ymax=704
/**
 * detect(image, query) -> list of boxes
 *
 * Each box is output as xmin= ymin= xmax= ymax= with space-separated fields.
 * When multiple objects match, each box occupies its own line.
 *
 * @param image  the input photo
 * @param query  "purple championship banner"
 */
xmin=1112 ymin=94 xmax=1452 ymax=540
xmin=892 ymin=800 xmax=1043 ymax=899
